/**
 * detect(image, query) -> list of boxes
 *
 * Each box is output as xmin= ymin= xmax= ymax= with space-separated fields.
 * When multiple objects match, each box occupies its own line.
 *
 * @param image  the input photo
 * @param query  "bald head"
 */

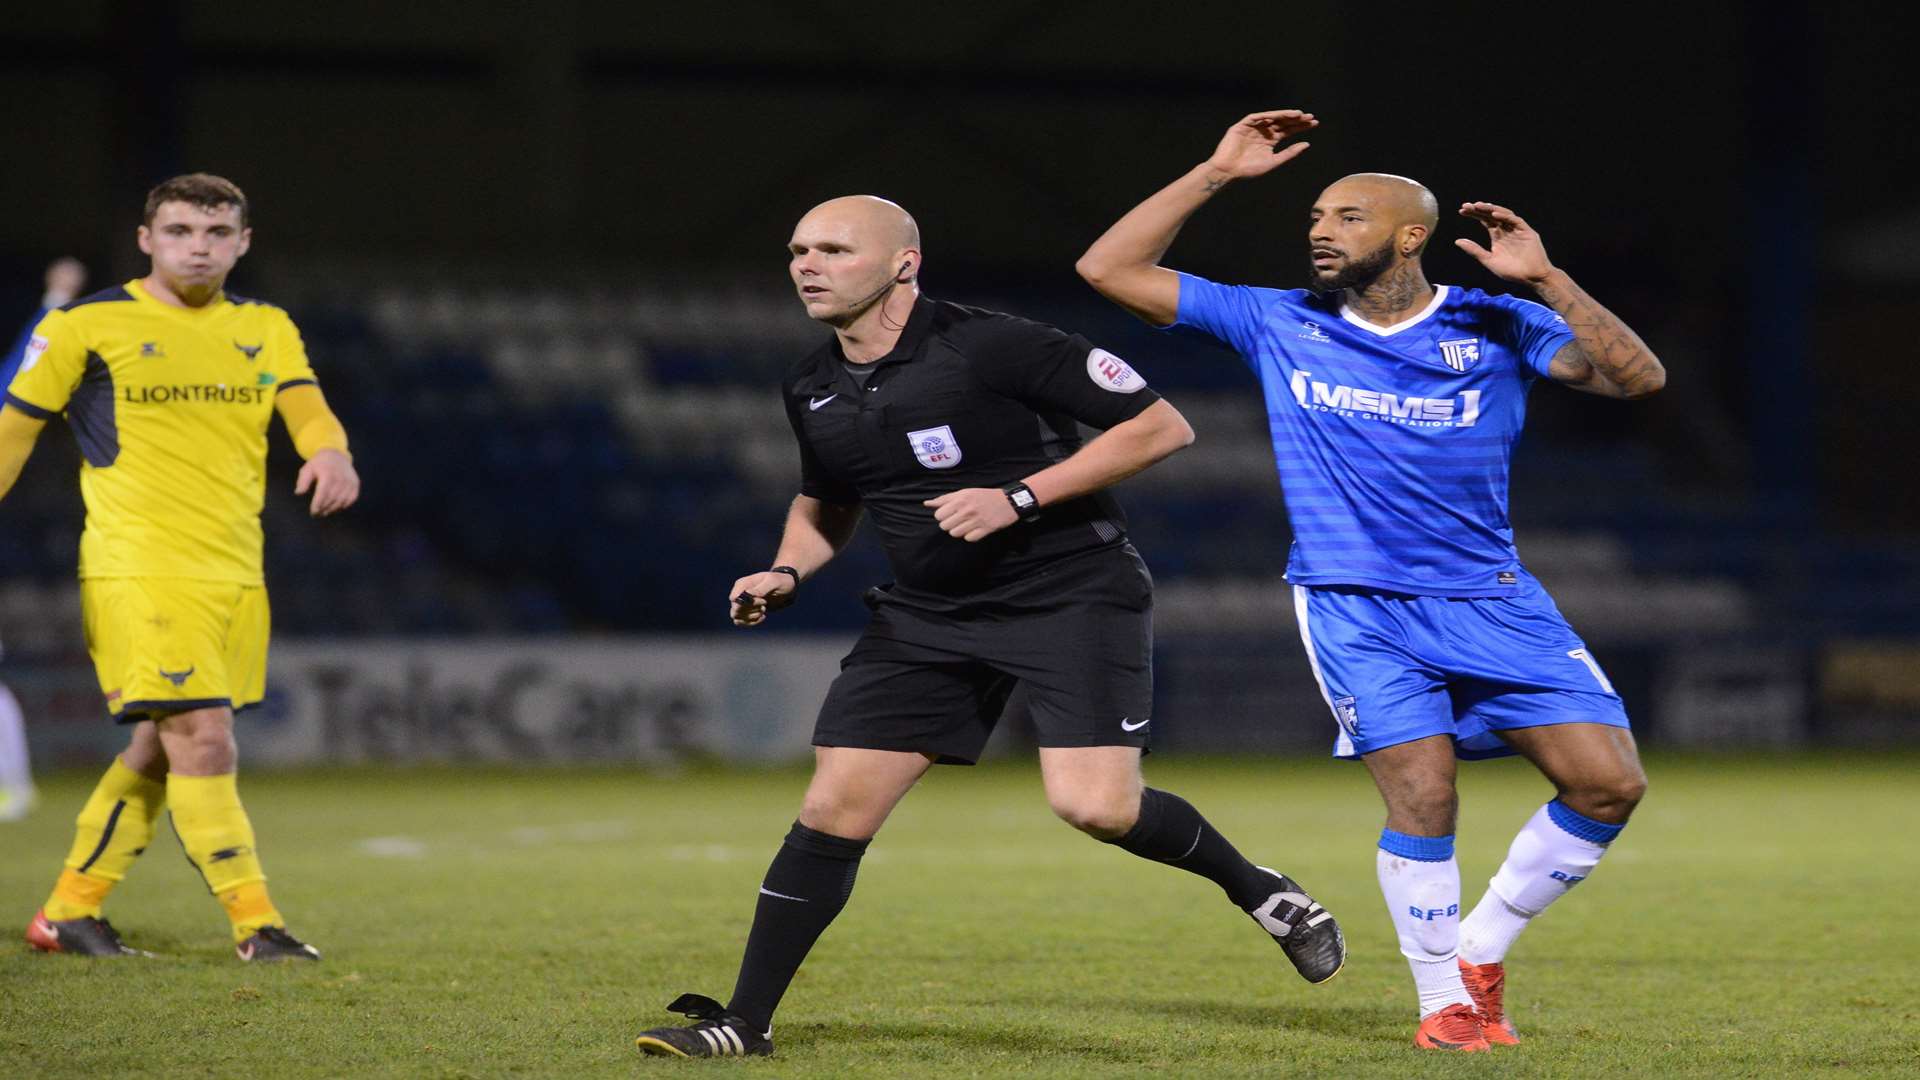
xmin=798 ymin=195 xmax=921 ymax=253
xmin=788 ymin=195 xmax=924 ymax=327
xmin=1324 ymin=174 xmax=1438 ymax=233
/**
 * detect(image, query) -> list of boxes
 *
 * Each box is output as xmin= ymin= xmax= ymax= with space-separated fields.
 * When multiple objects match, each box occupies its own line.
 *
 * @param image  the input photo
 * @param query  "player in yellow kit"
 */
xmin=0 ymin=174 xmax=360 ymax=960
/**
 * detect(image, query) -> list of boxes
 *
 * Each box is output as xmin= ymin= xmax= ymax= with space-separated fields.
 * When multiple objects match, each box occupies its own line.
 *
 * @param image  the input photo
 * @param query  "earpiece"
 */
xmin=847 ymin=261 xmax=916 ymax=311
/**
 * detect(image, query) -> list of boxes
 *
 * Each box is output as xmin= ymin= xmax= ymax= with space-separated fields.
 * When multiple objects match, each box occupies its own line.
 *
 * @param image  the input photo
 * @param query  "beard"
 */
xmin=1310 ymin=240 xmax=1396 ymax=293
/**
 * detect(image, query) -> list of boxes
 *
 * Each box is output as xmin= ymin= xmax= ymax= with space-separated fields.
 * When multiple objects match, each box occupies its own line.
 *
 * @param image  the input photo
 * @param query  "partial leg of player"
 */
xmin=1457 ymin=723 xmax=1646 ymax=1044
xmin=1459 ymin=956 xmax=1517 ymax=1045
xmin=1041 ymin=748 xmax=1347 ymax=985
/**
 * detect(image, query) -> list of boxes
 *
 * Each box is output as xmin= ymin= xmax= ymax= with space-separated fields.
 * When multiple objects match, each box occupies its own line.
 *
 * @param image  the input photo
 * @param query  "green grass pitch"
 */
xmin=4 ymin=753 xmax=1917 ymax=1077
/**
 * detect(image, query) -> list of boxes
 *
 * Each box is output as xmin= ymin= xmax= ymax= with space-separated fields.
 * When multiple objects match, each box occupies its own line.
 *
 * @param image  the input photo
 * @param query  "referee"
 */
xmin=634 ymin=195 xmax=1346 ymax=1060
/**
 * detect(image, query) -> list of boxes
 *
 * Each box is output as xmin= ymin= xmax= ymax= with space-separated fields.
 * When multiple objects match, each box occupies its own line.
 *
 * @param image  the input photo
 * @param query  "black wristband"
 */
xmin=768 ymin=565 xmax=801 ymax=586
xmin=1001 ymin=482 xmax=1041 ymax=523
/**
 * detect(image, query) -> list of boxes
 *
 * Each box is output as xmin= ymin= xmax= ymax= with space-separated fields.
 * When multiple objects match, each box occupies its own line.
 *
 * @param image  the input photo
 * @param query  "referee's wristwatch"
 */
xmin=1001 ymin=481 xmax=1042 ymax=523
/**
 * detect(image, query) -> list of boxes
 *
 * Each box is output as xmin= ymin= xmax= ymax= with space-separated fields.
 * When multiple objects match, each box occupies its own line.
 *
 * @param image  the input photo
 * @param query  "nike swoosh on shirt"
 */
xmin=1120 ymin=717 xmax=1149 ymax=732
xmin=809 ymin=394 xmax=838 ymax=410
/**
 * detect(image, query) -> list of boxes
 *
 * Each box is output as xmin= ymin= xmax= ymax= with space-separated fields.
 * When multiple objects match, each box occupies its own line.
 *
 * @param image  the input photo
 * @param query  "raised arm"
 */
xmin=729 ymin=495 xmax=864 ymax=627
xmin=1456 ymin=202 xmax=1666 ymax=399
xmin=1077 ymin=109 xmax=1317 ymax=326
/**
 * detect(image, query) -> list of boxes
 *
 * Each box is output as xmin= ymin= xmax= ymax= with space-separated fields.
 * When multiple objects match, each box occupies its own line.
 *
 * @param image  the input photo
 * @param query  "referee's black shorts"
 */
xmin=813 ymin=543 xmax=1154 ymax=765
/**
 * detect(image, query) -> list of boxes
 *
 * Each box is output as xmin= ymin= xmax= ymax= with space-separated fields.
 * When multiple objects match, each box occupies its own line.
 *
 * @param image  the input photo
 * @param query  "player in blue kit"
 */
xmin=1078 ymin=110 xmax=1665 ymax=1052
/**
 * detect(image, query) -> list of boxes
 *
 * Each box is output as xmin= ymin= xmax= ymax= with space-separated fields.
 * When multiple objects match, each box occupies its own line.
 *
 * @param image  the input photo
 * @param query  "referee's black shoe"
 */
xmin=634 ymin=994 xmax=773 ymax=1058
xmin=1247 ymin=866 xmax=1346 ymax=984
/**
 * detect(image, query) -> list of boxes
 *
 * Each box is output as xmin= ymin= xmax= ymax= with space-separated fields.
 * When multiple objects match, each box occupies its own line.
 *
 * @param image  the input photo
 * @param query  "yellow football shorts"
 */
xmin=80 ymin=578 xmax=270 ymax=723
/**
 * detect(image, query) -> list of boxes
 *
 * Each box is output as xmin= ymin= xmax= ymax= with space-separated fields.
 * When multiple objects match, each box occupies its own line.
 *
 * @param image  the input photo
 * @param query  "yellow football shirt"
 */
xmin=5 ymin=280 xmax=320 ymax=583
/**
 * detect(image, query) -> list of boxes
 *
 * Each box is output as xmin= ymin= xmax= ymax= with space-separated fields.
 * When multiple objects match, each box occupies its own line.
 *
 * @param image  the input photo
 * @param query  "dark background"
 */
xmin=3 ymin=2 xmax=1913 ymax=524
xmin=1 ymin=1 xmax=1916 ymax=751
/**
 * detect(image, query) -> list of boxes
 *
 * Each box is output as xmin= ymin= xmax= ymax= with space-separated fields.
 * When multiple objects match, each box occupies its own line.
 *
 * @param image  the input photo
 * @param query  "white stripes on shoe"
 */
xmin=694 ymin=1025 xmax=747 ymax=1055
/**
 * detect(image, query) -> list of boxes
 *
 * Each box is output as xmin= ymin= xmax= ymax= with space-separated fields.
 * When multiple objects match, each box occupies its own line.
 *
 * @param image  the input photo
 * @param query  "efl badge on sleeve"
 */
xmin=1086 ymin=347 xmax=1146 ymax=393
xmin=19 ymin=335 xmax=48 ymax=373
xmin=1437 ymin=338 xmax=1482 ymax=372
xmin=907 ymin=425 xmax=962 ymax=469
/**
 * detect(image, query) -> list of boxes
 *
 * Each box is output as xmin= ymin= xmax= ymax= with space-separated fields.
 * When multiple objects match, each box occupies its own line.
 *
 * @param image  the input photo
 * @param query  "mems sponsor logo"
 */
xmin=122 ymin=384 xmax=270 ymax=405
xmin=1289 ymin=370 xmax=1481 ymax=428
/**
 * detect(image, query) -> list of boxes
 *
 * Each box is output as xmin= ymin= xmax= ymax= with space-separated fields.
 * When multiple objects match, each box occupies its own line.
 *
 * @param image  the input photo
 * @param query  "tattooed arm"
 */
xmin=1078 ymin=109 xmax=1317 ymax=326
xmin=1455 ymin=201 xmax=1666 ymax=399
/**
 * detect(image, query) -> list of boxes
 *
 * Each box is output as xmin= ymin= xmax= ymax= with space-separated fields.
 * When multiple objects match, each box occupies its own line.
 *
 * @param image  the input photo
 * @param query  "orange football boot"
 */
xmin=1414 ymin=1002 xmax=1491 ymax=1052
xmin=1458 ymin=957 xmax=1520 ymax=1045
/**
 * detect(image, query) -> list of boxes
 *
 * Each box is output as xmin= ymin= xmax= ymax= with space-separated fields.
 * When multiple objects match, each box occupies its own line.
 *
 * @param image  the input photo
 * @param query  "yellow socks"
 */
xmin=167 ymin=772 xmax=284 ymax=941
xmin=43 ymin=758 xmax=166 ymax=921
xmin=45 ymin=763 xmax=289 ymax=943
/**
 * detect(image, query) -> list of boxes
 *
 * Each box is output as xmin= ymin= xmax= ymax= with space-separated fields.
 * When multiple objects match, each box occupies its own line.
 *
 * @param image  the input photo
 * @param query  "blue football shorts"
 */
xmin=1290 ymin=571 xmax=1629 ymax=760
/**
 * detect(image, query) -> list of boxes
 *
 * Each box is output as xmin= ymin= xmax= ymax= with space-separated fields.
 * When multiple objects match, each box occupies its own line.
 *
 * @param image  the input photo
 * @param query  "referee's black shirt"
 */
xmin=783 ymin=295 xmax=1162 ymax=597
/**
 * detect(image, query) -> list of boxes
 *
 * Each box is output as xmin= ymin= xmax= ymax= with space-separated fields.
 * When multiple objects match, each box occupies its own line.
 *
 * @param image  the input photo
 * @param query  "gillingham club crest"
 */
xmin=1437 ymin=337 xmax=1482 ymax=372
xmin=1332 ymin=695 xmax=1361 ymax=738
xmin=907 ymin=425 xmax=962 ymax=469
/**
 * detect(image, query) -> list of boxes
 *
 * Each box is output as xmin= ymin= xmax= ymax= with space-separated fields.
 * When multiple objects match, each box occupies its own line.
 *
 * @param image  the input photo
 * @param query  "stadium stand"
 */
xmin=4 ymin=270 xmax=1917 ymax=653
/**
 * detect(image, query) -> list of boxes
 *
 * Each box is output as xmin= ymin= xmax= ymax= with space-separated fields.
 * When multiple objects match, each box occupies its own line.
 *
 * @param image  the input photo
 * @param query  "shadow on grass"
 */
xmin=1091 ymin=995 xmax=1409 ymax=1044
xmin=783 ymin=1018 xmax=1176 ymax=1065
xmin=783 ymin=996 xmax=1408 ymax=1063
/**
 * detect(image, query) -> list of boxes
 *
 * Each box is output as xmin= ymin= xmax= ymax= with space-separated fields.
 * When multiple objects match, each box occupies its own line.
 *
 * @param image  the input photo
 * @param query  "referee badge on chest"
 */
xmin=907 ymin=425 xmax=962 ymax=469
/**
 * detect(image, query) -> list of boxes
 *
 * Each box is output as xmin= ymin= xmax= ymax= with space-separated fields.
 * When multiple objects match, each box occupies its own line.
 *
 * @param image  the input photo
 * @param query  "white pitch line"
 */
xmin=357 ymin=836 xmax=429 ymax=858
xmin=665 ymin=844 xmax=743 ymax=863
xmin=356 ymin=821 xmax=635 ymax=859
xmin=507 ymin=820 xmax=631 ymax=845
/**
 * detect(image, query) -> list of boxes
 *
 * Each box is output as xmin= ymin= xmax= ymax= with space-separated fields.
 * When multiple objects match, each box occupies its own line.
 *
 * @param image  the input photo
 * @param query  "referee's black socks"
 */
xmin=1105 ymin=788 xmax=1276 ymax=911
xmin=727 ymin=822 xmax=869 ymax=1033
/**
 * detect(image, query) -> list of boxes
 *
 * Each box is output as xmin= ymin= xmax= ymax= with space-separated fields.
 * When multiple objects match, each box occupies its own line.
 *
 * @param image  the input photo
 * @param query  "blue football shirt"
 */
xmin=0 ymin=306 xmax=51 ymax=392
xmin=1172 ymin=273 xmax=1573 ymax=597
